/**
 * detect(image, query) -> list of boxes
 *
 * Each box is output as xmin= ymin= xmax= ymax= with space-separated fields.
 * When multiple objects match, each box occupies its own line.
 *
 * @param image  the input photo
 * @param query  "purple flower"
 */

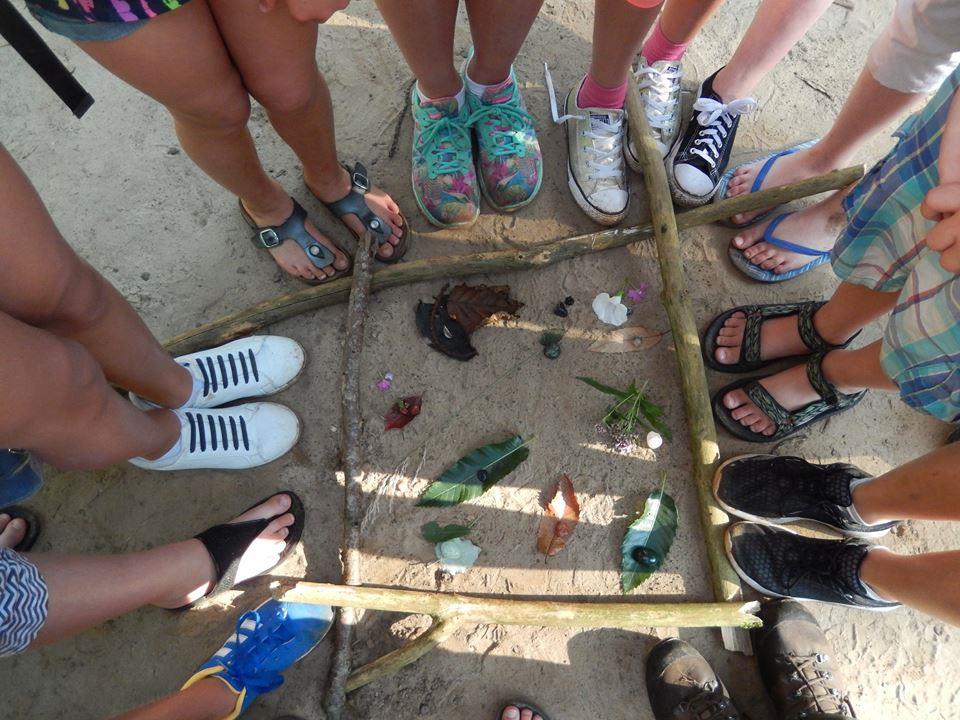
xmin=626 ymin=283 xmax=649 ymax=302
xmin=375 ymin=372 xmax=394 ymax=392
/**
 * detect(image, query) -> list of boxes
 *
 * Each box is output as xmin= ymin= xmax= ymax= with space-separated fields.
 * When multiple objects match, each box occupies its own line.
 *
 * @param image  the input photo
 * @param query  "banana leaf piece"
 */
xmin=418 ymin=435 xmax=530 ymax=507
xmin=620 ymin=489 xmax=678 ymax=593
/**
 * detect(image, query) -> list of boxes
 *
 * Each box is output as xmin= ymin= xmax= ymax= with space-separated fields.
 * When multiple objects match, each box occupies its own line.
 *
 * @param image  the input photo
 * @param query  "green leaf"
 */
xmin=420 ymin=521 xmax=472 ymax=543
xmin=576 ymin=376 xmax=630 ymax=400
xmin=620 ymin=489 xmax=678 ymax=593
xmin=417 ymin=435 xmax=530 ymax=507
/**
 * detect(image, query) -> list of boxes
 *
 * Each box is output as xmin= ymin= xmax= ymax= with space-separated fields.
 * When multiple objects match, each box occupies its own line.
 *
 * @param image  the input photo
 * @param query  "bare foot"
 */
xmin=714 ymin=312 xmax=808 ymax=367
xmin=306 ymin=166 xmax=404 ymax=261
xmin=729 ymin=191 xmax=846 ymax=276
xmin=0 ymin=513 xmax=27 ymax=549
xmin=242 ymin=181 xmax=351 ymax=283
xmin=156 ymin=493 xmax=295 ymax=608
xmin=725 ymin=146 xmax=834 ymax=225
xmin=721 ymin=362 xmax=824 ymax=437
xmin=501 ymin=706 xmax=543 ymax=720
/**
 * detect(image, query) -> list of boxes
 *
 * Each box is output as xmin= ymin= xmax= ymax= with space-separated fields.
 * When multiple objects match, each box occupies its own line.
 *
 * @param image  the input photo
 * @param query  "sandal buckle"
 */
xmin=258 ymin=228 xmax=281 ymax=248
xmin=352 ymin=170 xmax=370 ymax=193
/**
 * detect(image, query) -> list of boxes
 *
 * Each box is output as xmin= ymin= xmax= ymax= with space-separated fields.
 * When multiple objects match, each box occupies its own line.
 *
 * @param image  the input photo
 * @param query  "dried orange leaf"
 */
xmin=588 ymin=326 xmax=663 ymax=353
xmin=445 ymin=283 xmax=523 ymax=334
xmin=536 ymin=475 xmax=581 ymax=556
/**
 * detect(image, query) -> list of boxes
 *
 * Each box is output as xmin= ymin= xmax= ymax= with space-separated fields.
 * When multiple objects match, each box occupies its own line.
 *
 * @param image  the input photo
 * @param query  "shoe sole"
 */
xmin=723 ymin=523 xmax=900 ymax=612
xmin=665 ymin=138 xmax=717 ymax=208
xmin=563 ymin=114 xmax=628 ymax=226
xmin=712 ymin=455 xmax=893 ymax=540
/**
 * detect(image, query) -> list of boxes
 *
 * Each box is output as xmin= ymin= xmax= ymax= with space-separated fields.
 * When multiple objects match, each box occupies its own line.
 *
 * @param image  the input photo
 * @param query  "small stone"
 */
xmin=140 ymin=272 xmax=151 ymax=281
xmin=564 ymin=296 xmax=575 ymax=306
xmin=646 ymin=431 xmax=663 ymax=450
xmin=553 ymin=302 xmax=568 ymax=318
xmin=166 ymin=146 xmax=180 ymax=155
xmin=420 ymin=704 xmax=430 ymax=715
xmin=476 ymin=469 xmax=489 ymax=482
xmin=543 ymin=343 xmax=561 ymax=359
xmin=632 ymin=546 xmax=661 ymax=567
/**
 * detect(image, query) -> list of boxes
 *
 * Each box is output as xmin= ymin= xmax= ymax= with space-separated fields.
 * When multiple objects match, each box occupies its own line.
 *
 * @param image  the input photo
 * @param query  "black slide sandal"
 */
xmin=0 ymin=505 xmax=40 ymax=552
xmin=179 ymin=490 xmax=305 ymax=609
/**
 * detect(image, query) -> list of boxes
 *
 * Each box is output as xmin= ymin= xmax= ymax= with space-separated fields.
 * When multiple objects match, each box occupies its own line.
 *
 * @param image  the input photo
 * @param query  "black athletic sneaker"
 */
xmin=646 ymin=638 xmax=742 ymax=720
xmin=753 ymin=600 xmax=856 ymax=720
xmin=667 ymin=67 xmax=757 ymax=207
xmin=713 ymin=455 xmax=897 ymax=539
xmin=725 ymin=523 xmax=900 ymax=611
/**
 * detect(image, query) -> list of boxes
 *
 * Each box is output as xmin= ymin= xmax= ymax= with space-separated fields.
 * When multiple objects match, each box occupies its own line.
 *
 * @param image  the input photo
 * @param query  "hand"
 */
xmin=922 ymin=188 xmax=960 ymax=273
xmin=258 ymin=0 xmax=349 ymax=23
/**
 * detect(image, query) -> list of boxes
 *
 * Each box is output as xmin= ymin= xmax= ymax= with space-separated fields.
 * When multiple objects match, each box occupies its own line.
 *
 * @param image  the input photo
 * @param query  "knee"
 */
xmin=36 ymin=260 xmax=110 ymax=334
xmin=171 ymin=85 xmax=251 ymax=134
xmin=251 ymin=71 xmax=319 ymax=116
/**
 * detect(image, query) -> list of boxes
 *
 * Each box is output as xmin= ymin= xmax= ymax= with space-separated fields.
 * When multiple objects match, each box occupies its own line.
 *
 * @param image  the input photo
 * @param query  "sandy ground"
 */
xmin=2 ymin=0 xmax=959 ymax=718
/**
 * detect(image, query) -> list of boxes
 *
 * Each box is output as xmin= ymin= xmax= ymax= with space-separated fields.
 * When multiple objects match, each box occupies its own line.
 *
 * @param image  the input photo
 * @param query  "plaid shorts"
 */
xmin=834 ymin=66 xmax=960 ymax=423
xmin=0 ymin=548 xmax=48 ymax=656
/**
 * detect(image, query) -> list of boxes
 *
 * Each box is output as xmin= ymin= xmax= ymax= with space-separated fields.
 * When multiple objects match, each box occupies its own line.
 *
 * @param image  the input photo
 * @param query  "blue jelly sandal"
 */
xmin=714 ymin=140 xmax=818 ymax=229
xmin=728 ymin=211 xmax=831 ymax=283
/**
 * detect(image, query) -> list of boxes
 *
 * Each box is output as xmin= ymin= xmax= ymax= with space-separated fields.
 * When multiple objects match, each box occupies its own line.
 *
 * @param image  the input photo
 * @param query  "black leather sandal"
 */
xmin=712 ymin=352 xmax=867 ymax=443
xmin=703 ymin=300 xmax=857 ymax=374
xmin=177 ymin=491 xmax=305 ymax=610
xmin=240 ymin=198 xmax=352 ymax=285
xmin=317 ymin=162 xmax=410 ymax=264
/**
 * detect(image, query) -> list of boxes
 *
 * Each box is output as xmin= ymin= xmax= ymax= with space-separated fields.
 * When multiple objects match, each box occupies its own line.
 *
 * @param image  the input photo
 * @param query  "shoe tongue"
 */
xmin=589 ymin=110 xmax=617 ymax=131
xmin=420 ymin=96 xmax=461 ymax=120
xmin=480 ymin=76 xmax=515 ymax=106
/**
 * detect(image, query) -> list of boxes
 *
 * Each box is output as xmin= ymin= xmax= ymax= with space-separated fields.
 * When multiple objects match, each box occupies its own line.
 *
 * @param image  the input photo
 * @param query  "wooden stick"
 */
xmin=162 ymin=165 xmax=861 ymax=356
xmin=284 ymin=582 xmax=762 ymax=630
xmin=626 ymin=83 xmax=753 ymax=652
xmin=324 ymin=232 xmax=374 ymax=720
xmin=345 ymin=617 xmax=458 ymax=693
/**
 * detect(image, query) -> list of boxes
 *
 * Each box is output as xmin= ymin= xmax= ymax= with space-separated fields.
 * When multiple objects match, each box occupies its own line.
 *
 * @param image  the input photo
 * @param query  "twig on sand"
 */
xmin=324 ymin=231 xmax=374 ymax=720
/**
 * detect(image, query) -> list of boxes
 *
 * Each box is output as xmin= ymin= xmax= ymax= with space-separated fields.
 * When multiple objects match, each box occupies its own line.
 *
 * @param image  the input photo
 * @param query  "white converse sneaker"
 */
xmin=625 ymin=56 xmax=683 ymax=171
xmin=129 ymin=403 xmax=300 ymax=471
xmin=130 ymin=336 xmax=305 ymax=411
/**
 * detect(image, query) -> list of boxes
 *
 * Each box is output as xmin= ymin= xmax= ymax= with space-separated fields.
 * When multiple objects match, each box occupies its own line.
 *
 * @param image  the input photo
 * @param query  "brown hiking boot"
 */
xmin=645 ymin=638 xmax=742 ymax=720
xmin=754 ymin=600 xmax=856 ymax=719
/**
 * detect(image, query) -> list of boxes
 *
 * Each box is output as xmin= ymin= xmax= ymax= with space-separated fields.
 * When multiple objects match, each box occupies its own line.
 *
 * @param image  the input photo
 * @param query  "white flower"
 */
xmin=646 ymin=431 xmax=663 ymax=450
xmin=592 ymin=292 xmax=629 ymax=326
xmin=435 ymin=538 xmax=480 ymax=575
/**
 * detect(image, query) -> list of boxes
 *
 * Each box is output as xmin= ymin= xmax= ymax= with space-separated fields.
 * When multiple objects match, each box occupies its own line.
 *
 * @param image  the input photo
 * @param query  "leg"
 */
xmin=7 ymin=494 xmax=295 ymax=647
xmin=586 ymin=0 xmax=662 ymax=91
xmin=374 ymin=0 xmax=461 ymax=99
xmin=0 ymin=145 xmax=191 ymax=407
xmin=657 ymin=0 xmax=725 ymax=47
xmin=75 ymin=0 xmax=346 ymax=281
xmin=463 ymin=0 xmax=543 ymax=85
xmin=0 ymin=311 xmax=179 ymax=468
xmin=111 ymin=680 xmax=237 ymax=720
xmin=208 ymin=0 xmax=404 ymax=258
xmin=859 ymin=549 xmax=960 ymax=626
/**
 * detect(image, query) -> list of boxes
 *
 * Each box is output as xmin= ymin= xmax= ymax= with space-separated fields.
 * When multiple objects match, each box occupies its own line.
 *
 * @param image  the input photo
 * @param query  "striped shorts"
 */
xmin=834 ymin=66 xmax=960 ymax=423
xmin=0 ymin=548 xmax=48 ymax=656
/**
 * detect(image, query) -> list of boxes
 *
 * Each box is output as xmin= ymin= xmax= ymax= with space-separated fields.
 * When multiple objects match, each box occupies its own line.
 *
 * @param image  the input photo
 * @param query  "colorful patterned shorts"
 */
xmin=834 ymin=66 xmax=960 ymax=423
xmin=0 ymin=548 xmax=48 ymax=656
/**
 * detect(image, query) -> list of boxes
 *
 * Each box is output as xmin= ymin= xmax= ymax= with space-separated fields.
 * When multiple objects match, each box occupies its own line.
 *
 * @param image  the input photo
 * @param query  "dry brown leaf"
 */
xmin=444 ymin=283 xmax=523 ymax=334
xmin=588 ymin=326 xmax=663 ymax=353
xmin=536 ymin=475 xmax=581 ymax=556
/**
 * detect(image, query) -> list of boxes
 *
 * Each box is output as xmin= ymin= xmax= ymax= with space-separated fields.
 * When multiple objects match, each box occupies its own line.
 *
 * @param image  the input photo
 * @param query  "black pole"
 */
xmin=0 ymin=0 xmax=94 ymax=118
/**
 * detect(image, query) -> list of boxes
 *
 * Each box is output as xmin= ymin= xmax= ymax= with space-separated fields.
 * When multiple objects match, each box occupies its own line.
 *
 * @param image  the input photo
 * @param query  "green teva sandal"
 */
xmin=713 ymin=352 xmax=866 ymax=443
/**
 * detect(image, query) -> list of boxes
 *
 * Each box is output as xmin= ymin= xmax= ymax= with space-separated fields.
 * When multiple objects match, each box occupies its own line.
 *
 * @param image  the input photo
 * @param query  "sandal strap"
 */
xmin=739 ymin=302 xmax=820 ymax=365
xmin=806 ymin=351 xmax=840 ymax=407
xmin=797 ymin=301 xmax=831 ymax=353
xmin=195 ymin=517 xmax=271 ymax=597
xmin=323 ymin=162 xmax=392 ymax=246
xmin=246 ymin=198 xmax=337 ymax=272
xmin=744 ymin=380 xmax=794 ymax=430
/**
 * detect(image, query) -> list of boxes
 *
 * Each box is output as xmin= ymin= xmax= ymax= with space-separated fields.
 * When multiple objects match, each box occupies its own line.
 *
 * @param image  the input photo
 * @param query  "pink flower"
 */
xmin=375 ymin=372 xmax=394 ymax=392
xmin=626 ymin=283 xmax=650 ymax=302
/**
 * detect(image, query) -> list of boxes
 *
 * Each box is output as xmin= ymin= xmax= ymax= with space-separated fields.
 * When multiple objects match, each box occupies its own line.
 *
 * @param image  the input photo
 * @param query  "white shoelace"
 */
xmin=543 ymin=63 xmax=625 ymax=181
xmin=635 ymin=64 xmax=681 ymax=131
xmin=688 ymin=95 xmax=757 ymax=168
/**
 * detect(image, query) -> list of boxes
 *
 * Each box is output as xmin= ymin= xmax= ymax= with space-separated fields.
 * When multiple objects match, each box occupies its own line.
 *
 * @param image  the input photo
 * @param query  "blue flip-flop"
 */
xmin=728 ymin=211 xmax=832 ymax=283
xmin=714 ymin=140 xmax=818 ymax=229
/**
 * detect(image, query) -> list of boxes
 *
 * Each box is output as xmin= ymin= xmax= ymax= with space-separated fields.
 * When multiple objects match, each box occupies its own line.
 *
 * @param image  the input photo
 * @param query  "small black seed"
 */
xmin=564 ymin=296 xmax=575 ymax=306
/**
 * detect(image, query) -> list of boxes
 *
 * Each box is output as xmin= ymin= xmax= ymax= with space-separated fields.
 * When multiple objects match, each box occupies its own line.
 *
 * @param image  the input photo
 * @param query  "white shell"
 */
xmin=435 ymin=538 xmax=480 ymax=575
xmin=646 ymin=431 xmax=664 ymax=450
xmin=592 ymin=293 xmax=629 ymax=326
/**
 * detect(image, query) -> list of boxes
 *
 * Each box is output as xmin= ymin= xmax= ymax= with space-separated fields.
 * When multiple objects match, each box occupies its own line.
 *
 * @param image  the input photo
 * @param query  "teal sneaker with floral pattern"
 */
xmin=464 ymin=65 xmax=543 ymax=212
xmin=411 ymin=87 xmax=480 ymax=228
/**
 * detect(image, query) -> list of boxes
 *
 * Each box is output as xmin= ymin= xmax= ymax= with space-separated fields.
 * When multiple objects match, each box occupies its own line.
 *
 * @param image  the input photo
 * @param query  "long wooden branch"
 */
xmin=162 ymin=166 xmax=861 ymax=356
xmin=284 ymin=582 xmax=762 ymax=630
xmin=324 ymin=232 xmax=374 ymax=720
xmin=626 ymin=84 xmax=754 ymax=652
xmin=345 ymin=617 xmax=458 ymax=693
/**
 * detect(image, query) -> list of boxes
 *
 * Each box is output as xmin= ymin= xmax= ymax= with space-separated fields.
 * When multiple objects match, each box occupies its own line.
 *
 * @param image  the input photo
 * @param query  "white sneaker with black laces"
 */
xmin=667 ymin=68 xmax=757 ymax=207
xmin=625 ymin=56 xmax=683 ymax=171
xmin=129 ymin=403 xmax=300 ymax=471
xmin=130 ymin=336 xmax=305 ymax=410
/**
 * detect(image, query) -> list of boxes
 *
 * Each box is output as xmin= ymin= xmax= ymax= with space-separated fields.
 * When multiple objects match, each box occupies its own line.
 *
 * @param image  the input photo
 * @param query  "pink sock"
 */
xmin=641 ymin=19 xmax=689 ymax=64
xmin=577 ymin=68 xmax=628 ymax=110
